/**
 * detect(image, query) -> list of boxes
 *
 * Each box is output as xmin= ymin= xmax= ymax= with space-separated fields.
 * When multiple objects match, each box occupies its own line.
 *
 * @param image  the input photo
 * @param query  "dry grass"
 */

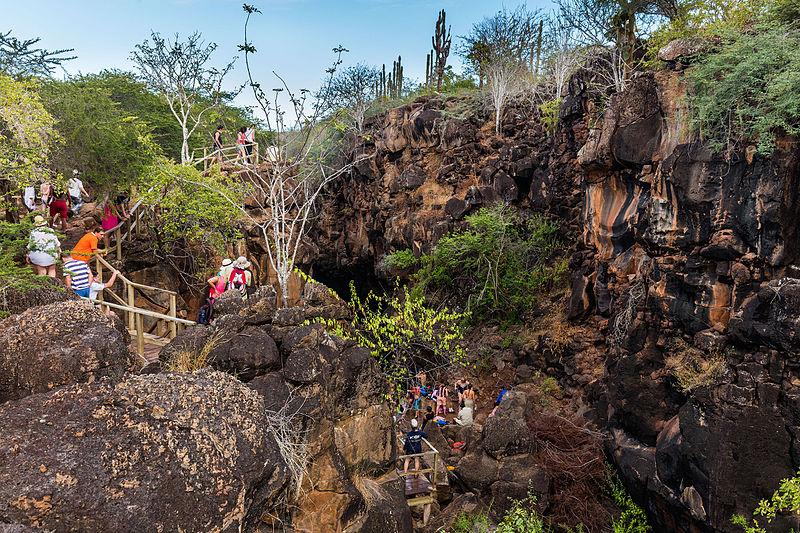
xmin=664 ymin=339 xmax=726 ymax=392
xmin=524 ymin=287 xmax=584 ymax=357
xmin=163 ymin=330 xmax=225 ymax=372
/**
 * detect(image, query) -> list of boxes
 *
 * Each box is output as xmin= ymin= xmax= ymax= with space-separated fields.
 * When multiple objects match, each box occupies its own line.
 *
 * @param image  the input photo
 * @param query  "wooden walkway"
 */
xmin=128 ymin=330 xmax=169 ymax=364
xmin=399 ymin=472 xmax=434 ymax=496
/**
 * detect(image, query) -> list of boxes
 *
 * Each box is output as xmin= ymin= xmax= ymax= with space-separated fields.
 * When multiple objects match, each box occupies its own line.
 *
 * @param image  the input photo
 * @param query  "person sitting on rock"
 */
xmin=421 ymin=406 xmax=435 ymax=430
xmin=454 ymin=401 xmax=474 ymax=427
xmin=489 ymin=387 xmax=507 ymax=418
xmin=402 ymin=418 xmax=428 ymax=477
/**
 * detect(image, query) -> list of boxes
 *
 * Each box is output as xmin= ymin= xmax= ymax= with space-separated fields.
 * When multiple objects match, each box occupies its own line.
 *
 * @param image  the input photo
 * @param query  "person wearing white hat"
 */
xmin=218 ymin=258 xmax=233 ymax=280
xmin=26 ymin=215 xmax=61 ymax=278
xmin=402 ymin=418 xmax=428 ymax=477
xmin=226 ymin=256 xmax=253 ymax=299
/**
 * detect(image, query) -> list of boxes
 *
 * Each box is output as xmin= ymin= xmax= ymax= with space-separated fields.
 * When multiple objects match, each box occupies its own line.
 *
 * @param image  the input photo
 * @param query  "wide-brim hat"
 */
xmin=234 ymin=256 xmax=251 ymax=269
xmin=72 ymin=169 xmax=79 ymax=175
xmin=221 ymin=258 xmax=233 ymax=267
xmin=33 ymin=215 xmax=47 ymax=226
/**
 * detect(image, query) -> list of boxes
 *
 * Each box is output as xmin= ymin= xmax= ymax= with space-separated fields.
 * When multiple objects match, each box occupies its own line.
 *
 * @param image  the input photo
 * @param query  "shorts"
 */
xmin=50 ymin=200 xmax=68 ymax=218
xmin=29 ymin=251 xmax=57 ymax=267
xmin=74 ymin=287 xmax=91 ymax=298
xmin=413 ymin=398 xmax=421 ymax=411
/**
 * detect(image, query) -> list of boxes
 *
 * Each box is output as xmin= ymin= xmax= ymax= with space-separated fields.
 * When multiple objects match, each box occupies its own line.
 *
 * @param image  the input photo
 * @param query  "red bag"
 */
xmin=452 ymin=441 xmax=466 ymax=450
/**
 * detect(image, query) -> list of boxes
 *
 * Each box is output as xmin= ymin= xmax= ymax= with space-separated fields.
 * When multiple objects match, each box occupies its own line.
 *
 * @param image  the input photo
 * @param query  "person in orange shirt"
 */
xmin=71 ymin=225 xmax=106 ymax=262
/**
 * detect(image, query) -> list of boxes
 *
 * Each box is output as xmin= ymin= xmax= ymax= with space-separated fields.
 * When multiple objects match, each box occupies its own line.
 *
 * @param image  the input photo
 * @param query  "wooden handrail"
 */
xmin=87 ymin=298 xmax=195 ymax=325
xmin=195 ymin=142 xmax=260 ymax=171
xmin=94 ymin=255 xmax=177 ymax=296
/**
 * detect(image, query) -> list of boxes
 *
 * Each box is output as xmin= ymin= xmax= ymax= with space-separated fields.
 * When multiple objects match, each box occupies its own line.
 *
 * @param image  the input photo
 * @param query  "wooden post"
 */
xmin=254 ymin=142 xmax=259 ymax=167
xmin=116 ymin=228 xmax=122 ymax=260
xmin=136 ymin=313 xmax=144 ymax=355
xmin=169 ymin=294 xmax=177 ymax=339
xmin=432 ymin=450 xmax=438 ymax=491
xmin=204 ymin=147 xmax=208 ymax=172
xmin=127 ymin=284 xmax=135 ymax=331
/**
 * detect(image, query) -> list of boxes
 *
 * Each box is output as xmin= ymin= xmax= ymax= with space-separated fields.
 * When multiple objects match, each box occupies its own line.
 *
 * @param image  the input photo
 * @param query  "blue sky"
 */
xmin=5 ymin=0 xmax=550 ymax=114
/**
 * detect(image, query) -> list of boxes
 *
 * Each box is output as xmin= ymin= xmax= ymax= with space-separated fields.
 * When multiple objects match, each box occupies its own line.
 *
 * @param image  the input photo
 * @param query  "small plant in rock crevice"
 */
xmin=663 ymin=339 xmax=726 ymax=393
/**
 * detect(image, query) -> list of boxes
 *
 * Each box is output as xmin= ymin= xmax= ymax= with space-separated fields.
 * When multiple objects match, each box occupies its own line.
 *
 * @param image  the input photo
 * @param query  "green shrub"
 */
xmin=414 ymin=203 xmax=566 ymax=321
xmin=496 ymin=491 xmax=551 ymax=533
xmin=386 ymin=249 xmax=418 ymax=270
xmin=311 ymin=281 xmax=468 ymax=401
xmin=605 ymin=474 xmax=651 ymax=533
xmin=687 ymin=11 xmax=800 ymax=154
xmin=440 ymin=507 xmax=492 ymax=533
xmin=539 ymin=98 xmax=561 ymax=136
xmin=733 ymin=467 xmax=800 ymax=533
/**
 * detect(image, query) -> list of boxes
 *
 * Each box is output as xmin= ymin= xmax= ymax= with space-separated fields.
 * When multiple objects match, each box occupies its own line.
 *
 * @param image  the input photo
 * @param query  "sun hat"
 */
xmin=33 ymin=215 xmax=46 ymax=226
xmin=234 ymin=256 xmax=252 ymax=269
xmin=72 ymin=169 xmax=79 ymax=175
xmin=411 ymin=418 xmax=418 ymax=428
xmin=221 ymin=258 xmax=233 ymax=267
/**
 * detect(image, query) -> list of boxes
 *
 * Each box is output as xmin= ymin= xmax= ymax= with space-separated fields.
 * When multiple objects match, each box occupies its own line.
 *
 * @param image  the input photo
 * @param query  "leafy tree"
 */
xmin=317 ymin=63 xmax=379 ymax=134
xmin=131 ymin=32 xmax=237 ymax=164
xmin=0 ymin=30 xmax=74 ymax=79
xmin=313 ymin=281 xmax=468 ymax=400
xmin=38 ymin=76 xmax=155 ymax=191
xmin=0 ymin=74 xmax=58 ymax=188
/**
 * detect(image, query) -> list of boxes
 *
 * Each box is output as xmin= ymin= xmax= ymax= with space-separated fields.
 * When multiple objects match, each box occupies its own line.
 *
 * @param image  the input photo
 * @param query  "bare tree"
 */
xmin=131 ymin=32 xmax=236 ymax=164
xmin=317 ymin=63 xmax=379 ymax=134
xmin=487 ymin=60 xmax=523 ymax=135
xmin=545 ymin=16 xmax=583 ymax=98
xmin=0 ymin=30 xmax=74 ymax=79
xmin=458 ymin=4 xmax=545 ymax=74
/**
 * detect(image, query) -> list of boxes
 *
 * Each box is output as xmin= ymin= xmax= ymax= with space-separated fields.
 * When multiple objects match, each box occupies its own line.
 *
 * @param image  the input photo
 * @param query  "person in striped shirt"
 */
xmin=62 ymin=255 xmax=91 ymax=298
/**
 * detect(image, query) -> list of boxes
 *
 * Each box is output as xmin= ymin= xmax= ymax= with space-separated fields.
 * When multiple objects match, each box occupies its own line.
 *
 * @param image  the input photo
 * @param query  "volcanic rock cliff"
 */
xmin=310 ymin=59 xmax=800 ymax=532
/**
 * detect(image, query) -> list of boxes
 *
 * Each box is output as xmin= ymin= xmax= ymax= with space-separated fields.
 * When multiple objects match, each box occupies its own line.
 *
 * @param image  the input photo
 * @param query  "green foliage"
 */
xmin=733 ymin=468 xmax=800 ymax=533
xmin=439 ymin=65 xmax=479 ymax=94
xmin=539 ymin=98 xmax=561 ymax=136
xmin=414 ymin=203 xmax=567 ymax=321
xmin=137 ymin=157 xmax=243 ymax=280
xmin=440 ymin=507 xmax=492 ymax=533
xmin=38 ymin=75 xmax=155 ymax=191
xmin=496 ymin=491 xmax=551 ymax=533
xmin=605 ymin=474 xmax=651 ymax=533
xmin=311 ymin=281 xmax=469 ymax=401
xmin=687 ymin=16 xmax=800 ymax=154
xmin=386 ymin=249 xmax=418 ymax=270
xmin=0 ymin=74 xmax=58 ymax=188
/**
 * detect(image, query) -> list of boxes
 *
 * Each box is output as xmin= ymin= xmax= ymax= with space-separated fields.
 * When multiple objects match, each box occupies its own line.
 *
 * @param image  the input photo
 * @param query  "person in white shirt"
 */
xmin=88 ymin=269 xmax=120 ymax=301
xmin=244 ymin=124 xmax=256 ymax=165
xmin=23 ymin=186 xmax=35 ymax=211
xmin=26 ymin=215 xmax=61 ymax=277
xmin=68 ymin=169 xmax=89 ymax=214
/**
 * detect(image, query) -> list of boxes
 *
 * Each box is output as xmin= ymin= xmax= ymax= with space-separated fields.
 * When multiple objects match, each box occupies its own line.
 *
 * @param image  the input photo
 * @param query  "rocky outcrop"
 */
xmin=0 ymin=370 xmax=288 ymax=532
xmin=0 ymin=300 xmax=133 ymax=404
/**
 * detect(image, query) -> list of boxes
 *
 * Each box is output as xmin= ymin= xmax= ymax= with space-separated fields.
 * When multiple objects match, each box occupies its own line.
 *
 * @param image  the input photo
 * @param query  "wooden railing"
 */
xmin=397 ymin=436 xmax=439 ymax=509
xmin=103 ymin=198 xmax=149 ymax=260
xmin=92 ymin=254 xmax=193 ymax=350
xmin=193 ymin=143 xmax=260 ymax=172
xmin=88 ymin=298 xmax=195 ymax=356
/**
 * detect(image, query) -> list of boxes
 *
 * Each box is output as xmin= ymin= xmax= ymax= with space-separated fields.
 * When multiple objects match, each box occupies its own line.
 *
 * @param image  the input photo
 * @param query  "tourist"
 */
xmin=68 ymin=169 xmax=89 ymax=214
xmin=226 ymin=256 xmax=253 ymax=298
xmin=49 ymin=185 xmax=70 ymax=232
xmin=412 ymin=387 xmax=422 ymax=419
xmin=266 ymin=143 xmax=280 ymax=165
xmin=454 ymin=401 xmax=474 ymax=427
xmin=206 ymin=272 xmax=227 ymax=303
xmin=26 ymin=215 xmax=60 ymax=277
xmin=464 ymin=383 xmax=476 ymax=413
xmin=114 ymin=193 xmax=130 ymax=219
xmin=23 ymin=186 xmax=36 ymax=212
xmin=489 ymin=387 xmax=508 ymax=418
xmin=88 ymin=269 xmax=119 ymax=301
xmin=236 ymin=126 xmax=248 ymax=165
xmin=434 ymin=384 xmax=450 ymax=414
xmin=455 ymin=378 xmax=466 ymax=406
xmin=402 ymin=418 xmax=428 ymax=476
xmin=62 ymin=253 xmax=91 ymax=298
xmin=245 ymin=123 xmax=256 ymax=164
xmin=71 ymin=225 xmax=106 ymax=263
xmin=211 ymin=125 xmax=224 ymax=166
xmin=101 ymin=198 xmax=120 ymax=249
xmin=39 ymin=181 xmax=52 ymax=210
xmin=218 ymin=257 xmax=233 ymax=280
xmin=421 ymin=406 xmax=435 ymax=430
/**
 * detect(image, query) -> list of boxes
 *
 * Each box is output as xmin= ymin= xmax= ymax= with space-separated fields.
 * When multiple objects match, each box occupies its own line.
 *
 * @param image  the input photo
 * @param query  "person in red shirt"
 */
xmin=71 ymin=226 xmax=106 ymax=262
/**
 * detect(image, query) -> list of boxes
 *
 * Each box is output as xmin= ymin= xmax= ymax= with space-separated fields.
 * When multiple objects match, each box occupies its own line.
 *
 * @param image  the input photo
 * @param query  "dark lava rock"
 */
xmin=0 ymin=277 xmax=78 ymax=317
xmin=282 ymin=323 xmax=337 ymax=384
xmin=247 ymin=372 xmax=290 ymax=411
xmin=0 ymin=370 xmax=288 ymax=532
xmin=0 ymin=300 xmax=133 ymax=404
xmin=206 ymin=326 xmax=280 ymax=381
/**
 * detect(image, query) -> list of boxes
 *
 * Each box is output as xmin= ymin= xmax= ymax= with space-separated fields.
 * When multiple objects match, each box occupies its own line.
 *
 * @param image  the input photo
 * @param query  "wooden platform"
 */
xmin=398 ymin=471 xmax=434 ymax=496
xmin=129 ymin=329 xmax=169 ymax=364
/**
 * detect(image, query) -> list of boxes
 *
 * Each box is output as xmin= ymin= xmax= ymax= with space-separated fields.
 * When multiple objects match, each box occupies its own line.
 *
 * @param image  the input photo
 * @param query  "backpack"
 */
xmin=227 ymin=267 xmax=247 ymax=295
xmin=196 ymin=296 xmax=215 ymax=325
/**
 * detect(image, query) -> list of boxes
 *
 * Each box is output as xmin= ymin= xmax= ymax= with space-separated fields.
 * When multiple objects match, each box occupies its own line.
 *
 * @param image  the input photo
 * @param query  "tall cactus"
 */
xmin=432 ymin=9 xmax=451 ymax=92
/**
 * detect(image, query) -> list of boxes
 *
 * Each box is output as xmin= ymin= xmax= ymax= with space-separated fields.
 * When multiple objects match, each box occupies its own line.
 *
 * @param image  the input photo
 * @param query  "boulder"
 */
xmin=658 ymin=38 xmax=706 ymax=62
xmin=0 ymin=277 xmax=78 ymax=317
xmin=425 ymin=492 xmax=492 ymax=533
xmin=0 ymin=370 xmax=288 ymax=532
xmin=342 ymin=475 xmax=412 ymax=533
xmin=247 ymin=372 xmax=291 ymax=411
xmin=241 ymin=285 xmax=278 ymax=326
xmin=158 ymin=324 xmax=211 ymax=364
xmin=454 ymin=450 xmax=499 ymax=492
xmin=212 ymin=289 xmax=244 ymax=317
xmin=281 ymin=323 xmax=337 ymax=384
xmin=303 ymin=281 xmax=350 ymax=320
xmin=0 ymin=300 xmax=133 ymax=404
xmin=206 ymin=326 xmax=281 ymax=381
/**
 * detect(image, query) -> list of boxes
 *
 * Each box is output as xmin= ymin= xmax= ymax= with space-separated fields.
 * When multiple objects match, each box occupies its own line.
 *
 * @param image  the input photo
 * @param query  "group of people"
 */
xmin=197 ymin=256 xmax=256 ymax=323
xmin=22 ymin=169 xmax=89 ymax=232
xmin=211 ymin=124 xmax=257 ymax=167
xmin=26 ymin=217 xmax=119 ymax=304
